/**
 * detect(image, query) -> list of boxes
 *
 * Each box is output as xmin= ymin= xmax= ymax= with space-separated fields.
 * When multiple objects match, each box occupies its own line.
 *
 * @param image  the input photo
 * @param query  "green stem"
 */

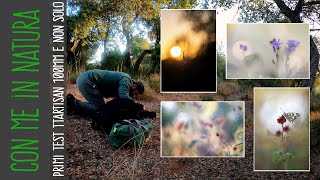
xmin=281 ymin=123 xmax=284 ymax=153
xmin=276 ymin=52 xmax=279 ymax=77
xmin=285 ymin=55 xmax=289 ymax=78
xmin=281 ymin=124 xmax=288 ymax=169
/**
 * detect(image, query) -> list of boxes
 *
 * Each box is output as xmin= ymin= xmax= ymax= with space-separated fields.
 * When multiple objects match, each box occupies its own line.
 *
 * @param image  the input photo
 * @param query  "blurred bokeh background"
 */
xmin=227 ymin=24 xmax=309 ymax=79
xmin=161 ymin=101 xmax=244 ymax=157
xmin=254 ymin=88 xmax=309 ymax=170
xmin=161 ymin=10 xmax=216 ymax=92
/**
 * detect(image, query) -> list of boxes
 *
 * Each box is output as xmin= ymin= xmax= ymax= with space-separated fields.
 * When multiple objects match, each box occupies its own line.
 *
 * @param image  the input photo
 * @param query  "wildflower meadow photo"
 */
xmin=254 ymin=88 xmax=310 ymax=171
xmin=161 ymin=101 xmax=244 ymax=157
xmin=161 ymin=10 xmax=217 ymax=92
xmin=227 ymin=23 xmax=309 ymax=79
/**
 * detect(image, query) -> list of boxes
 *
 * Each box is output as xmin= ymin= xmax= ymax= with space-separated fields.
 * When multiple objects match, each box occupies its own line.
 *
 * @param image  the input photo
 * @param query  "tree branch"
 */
xmin=134 ymin=49 xmax=152 ymax=72
xmin=272 ymin=0 xmax=320 ymax=89
xmin=303 ymin=0 xmax=320 ymax=6
xmin=273 ymin=0 xmax=294 ymax=16
xmin=294 ymin=0 xmax=304 ymax=14
xmin=273 ymin=0 xmax=302 ymax=22
xmin=301 ymin=36 xmax=320 ymax=90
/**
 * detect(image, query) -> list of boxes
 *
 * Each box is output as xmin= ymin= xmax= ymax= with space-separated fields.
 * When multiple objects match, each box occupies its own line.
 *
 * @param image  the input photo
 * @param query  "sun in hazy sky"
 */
xmin=170 ymin=46 xmax=182 ymax=57
xmin=161 ymin=10 xmax=211 ymax=61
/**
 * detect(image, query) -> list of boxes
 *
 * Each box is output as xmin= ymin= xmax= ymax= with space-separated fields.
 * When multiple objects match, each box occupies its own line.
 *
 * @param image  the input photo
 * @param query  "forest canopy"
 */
xmin=66 ymin=0 xmax=320 ymax=89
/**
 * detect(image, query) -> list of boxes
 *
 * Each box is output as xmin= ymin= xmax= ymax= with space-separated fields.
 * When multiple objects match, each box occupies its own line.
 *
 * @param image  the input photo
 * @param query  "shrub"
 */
xmin=199 ymin=94 xmax=214 ymax=101
xmin=237 ymin=79 xmax=284 ymax=88
xmin=101 ymin=50 xmax=124 ymax=71
xmin=146 ymin=74 xmax=160 ymax=93
xmin=217 ymin=81 xmax=239 ymax=96
xmin=69 ymin=73 xmax=78 ymax=84
xmin=217 ymin=52 xmax=226 ymax=82
xmin=311 ymin=93 xmax=320 ymax=112
xmin=138 ymin=79 xmax=157 ymax=101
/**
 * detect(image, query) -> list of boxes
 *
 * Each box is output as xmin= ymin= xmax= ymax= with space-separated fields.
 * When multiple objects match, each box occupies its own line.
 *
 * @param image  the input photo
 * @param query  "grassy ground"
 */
xmin=66 ymin=81 xmax=320 ymax=179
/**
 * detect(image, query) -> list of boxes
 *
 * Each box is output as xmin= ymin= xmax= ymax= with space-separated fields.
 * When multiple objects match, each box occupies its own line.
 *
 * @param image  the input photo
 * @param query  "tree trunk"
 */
xmin=123 ymin=30 xmax=131 ymax=69
xmin=134 ymin=50 xmax=152 ymax=72
xmin=151 ymin=25 xmax=160 ymax=73
xmin=155 ymin=28 xmax=160 ymax=46
xmin=103 ymin=28 xmax=109 ymax=53
xmin=301 ymin=36 xmax=320 ymax=90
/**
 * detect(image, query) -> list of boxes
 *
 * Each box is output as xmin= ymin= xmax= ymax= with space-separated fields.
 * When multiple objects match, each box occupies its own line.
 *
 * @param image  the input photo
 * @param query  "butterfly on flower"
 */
xmin=280 ymin=108 xmax=300 ymax=123
xmin=283 ymin=112 xmax=300 ymax=123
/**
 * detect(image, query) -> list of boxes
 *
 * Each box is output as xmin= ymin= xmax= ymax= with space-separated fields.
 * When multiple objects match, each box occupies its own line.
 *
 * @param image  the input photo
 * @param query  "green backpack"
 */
xmin=108 ymin=119 xmax=153 ymax=149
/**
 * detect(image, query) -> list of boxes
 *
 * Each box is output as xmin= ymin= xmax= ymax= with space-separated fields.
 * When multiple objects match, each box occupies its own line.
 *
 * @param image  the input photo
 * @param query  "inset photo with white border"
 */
xmin=227 ymin=23 xmax=310 ymax=79
xmin=161 ymin=101 xmax=245 ymax=157
xmin=160 ymin=9 xmax=217 ymax=93
xmin=254 ymin=87 xmax=310 ymax=171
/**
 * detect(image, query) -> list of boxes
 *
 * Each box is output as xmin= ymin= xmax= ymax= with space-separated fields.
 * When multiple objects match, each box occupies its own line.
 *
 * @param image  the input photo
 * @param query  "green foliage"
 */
xmin=272 ymin=151 xmax=293 ymax=164
xmin=146 ymin=74 xmax=160 ymax=93
xmin=127 ymin=73 xmax=159 ymax=100
xmin=166 ymin=0 xmax=198 ymax=9
xmin=236 ymin=79 xmax=312 ymax=89
xmin=202 ymin=0 xmax=319 ymax=24
xmin=66 ymin=0 xmax=200 ymax=74
xmin=311 ymin=93 xmax=320 ymax=112
xmin=69 ymin=72 xmax=78 ymax=84
xmin=130 ymin=35 xmax=154 ymax=73
xmin=85 ymin=62 xmax=101 ymax=71
xmin=67 ymin=63 xmax=86 ymax=84
xmin=237 ymin=79 xmax=285 ymax=88
xmin=151 ymin=44 xmax=160 ymax=73
xmin=314 ymin=74 xmax=320 ymax=94
xmin=131 ymin=36 xmax=151 ymax=57
xmin=312 ymin=76 xmax=320 ymax=112
xmin=100 ymin=50 xmax=124 ymax=71
xmin=68 ymin=0 xmax=110 ymax=41
xmin=138 ymin=79 xmax=157 ymax=101
xmin=199 ymin=94 xmax=214 ymax=101
xmin=217 ymin=52 xmax=226 ymax=82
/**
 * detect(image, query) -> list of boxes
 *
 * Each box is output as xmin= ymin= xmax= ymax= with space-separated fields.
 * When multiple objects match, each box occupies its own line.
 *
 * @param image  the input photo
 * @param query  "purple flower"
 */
xmin=286 ymin=40 xmax=300 ymax=54
xmin=240 ymin=44 xmax=248 ymax=52
xmin=270 ymin=38 xmax=282 ymax=53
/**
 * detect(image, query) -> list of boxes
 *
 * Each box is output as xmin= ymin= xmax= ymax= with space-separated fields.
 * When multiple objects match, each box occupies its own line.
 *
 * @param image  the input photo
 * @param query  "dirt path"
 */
xmin=66 ymin=85 xmax=319 ymax=179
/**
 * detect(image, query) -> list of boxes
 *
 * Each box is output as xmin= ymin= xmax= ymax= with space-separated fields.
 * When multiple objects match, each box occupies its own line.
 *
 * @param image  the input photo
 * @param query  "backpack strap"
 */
xmin=118 ymin=120 xmax=135 ymax=138
xmin=118 ymin=119 xmax=149 ymax=139
xmin=120 ymin=120 xmax=132 ymax=125
xmin=129 ymin=119 xmax=149 ymax=134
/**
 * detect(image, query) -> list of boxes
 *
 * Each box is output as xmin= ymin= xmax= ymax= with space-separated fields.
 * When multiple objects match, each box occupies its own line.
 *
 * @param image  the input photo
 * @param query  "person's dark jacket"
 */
xmin=86 ymin=69 xmax=133 ymax=99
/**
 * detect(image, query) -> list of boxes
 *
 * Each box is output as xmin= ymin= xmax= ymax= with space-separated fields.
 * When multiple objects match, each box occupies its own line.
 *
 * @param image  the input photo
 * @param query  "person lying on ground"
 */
xmin=67 ymin=69 xmax=144 ymax=116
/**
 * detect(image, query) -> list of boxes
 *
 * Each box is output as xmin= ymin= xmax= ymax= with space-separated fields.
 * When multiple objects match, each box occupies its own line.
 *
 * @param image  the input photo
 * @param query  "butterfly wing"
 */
xmin=283 ymin=112 xmax=300 ymax=123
